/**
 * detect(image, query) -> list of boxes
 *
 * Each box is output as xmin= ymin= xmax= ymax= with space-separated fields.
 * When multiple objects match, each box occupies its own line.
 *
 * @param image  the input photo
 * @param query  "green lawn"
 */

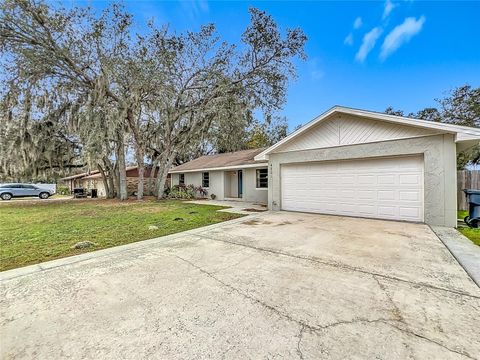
xmin=0 ymin=199 xmax=242 ymax=271
xmin=457 ymin=210 xmax=480 ymax=246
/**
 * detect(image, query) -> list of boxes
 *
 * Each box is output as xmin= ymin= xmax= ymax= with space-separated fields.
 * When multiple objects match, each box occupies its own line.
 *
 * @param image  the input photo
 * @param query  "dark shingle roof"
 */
xmin=170 ymin=148 xmax=267 ymax=173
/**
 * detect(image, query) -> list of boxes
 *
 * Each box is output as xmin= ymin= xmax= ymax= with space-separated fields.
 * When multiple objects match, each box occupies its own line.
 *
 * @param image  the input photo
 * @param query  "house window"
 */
xmin=202 ymin=172 xmax=210 ymax=188
xmin=179 ymin=174 xmax=185 ymax=185
xmin=256 ymin=168 xmax=268 ymax=188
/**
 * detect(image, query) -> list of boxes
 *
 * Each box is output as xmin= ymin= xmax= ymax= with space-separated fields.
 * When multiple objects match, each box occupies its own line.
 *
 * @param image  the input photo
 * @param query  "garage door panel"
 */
xmin=377 ymin=190 xmax=396 ymax=201
xmin=399 ymin=190 xmax=420 ymax=201
xmin=399 ymin=206 xmax=421 ymax=219
xmin=358 ymin=205 xmax=376 ymax=216
xmin=281 ymin=156 xmax=424 ymax=222
xmin=358 ymin=190 xmax=375 ymax=200
xmin=340 ymin=175 xmax=356 ymax=185
xmin=378 ymin=175 xmax=396 ymax=185
xmin=399 ymin=174 xmax=421 ymax=185
xmin=357 ymin=175 xmax=377 ymax=185
xmin=377 ymin=206 xmax=396 ymax=217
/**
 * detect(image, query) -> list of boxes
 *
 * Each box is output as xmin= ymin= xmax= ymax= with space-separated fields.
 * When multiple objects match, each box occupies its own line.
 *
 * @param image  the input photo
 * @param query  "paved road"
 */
xmin=1 ymin=212 xmax=479 ymax=359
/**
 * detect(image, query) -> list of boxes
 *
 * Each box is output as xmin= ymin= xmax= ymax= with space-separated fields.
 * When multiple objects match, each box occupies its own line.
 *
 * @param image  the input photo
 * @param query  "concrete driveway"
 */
xmin=1 ymin=211 xmax=479 ymax=359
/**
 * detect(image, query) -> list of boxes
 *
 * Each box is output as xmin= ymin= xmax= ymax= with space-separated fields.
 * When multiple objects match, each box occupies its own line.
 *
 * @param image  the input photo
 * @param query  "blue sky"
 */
xmin=83 ymin=0 xmax=480 ymax=130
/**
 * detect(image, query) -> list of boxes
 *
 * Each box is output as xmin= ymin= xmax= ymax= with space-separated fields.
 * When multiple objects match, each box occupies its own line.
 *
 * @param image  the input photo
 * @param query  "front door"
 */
xmin=238 ymin=170 xmax=243 ymax=198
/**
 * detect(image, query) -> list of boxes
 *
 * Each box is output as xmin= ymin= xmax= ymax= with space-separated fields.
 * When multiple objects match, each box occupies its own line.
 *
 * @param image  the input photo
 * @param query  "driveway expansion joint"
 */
xmin=196 ymin=233 xmax=480 ymax=300
xmin=168 ymin=251 xmax=462 ymax=359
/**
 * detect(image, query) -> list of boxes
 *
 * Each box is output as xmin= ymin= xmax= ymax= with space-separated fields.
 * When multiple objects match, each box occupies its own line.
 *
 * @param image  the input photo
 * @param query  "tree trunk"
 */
xmin=101 ymin=157 xmax=116 ymax=198
xmin=115 ymin=134 xmax=128 ymax=200
xmin=114 ymin=162 xmax=120 ymax=199
xmin=156 ymin=151 xmax=175 ymax=199
xmin=107 ymin=173 xmax=115 ymax=198
xmin=148 ymin=157 xmax=160 ymax=196
xmin=97 ymin=163 xmax=109 ymax=198
xmin=135 ymin=146 xmax=144 ymax=200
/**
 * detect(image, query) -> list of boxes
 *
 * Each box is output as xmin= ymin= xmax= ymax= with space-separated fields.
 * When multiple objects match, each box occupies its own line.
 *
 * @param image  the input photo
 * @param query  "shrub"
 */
xmin=165 ymin=184 xmax=207 ymax=200
xmin=56 ymin=185 xmax=70 ymax=195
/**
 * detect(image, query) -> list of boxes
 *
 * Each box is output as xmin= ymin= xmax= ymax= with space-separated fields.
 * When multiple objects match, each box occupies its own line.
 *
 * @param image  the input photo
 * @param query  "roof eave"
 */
xmin=169 ymin=162 xmax=268 ymax=174
xmin=258 ymin=106 xmax=480 ymax=157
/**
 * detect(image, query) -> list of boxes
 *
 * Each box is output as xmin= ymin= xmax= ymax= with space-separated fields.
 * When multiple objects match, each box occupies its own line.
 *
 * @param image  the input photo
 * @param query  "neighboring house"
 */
xmin=61 ymin=166 xmax=170 ymax=197
xmin=173 ymin=106 xmax=480 ymax=227
xmin=61 ymin=171 xmax=99 ymax=193
xmin=169 ymin=148 xmax=269 ymax=204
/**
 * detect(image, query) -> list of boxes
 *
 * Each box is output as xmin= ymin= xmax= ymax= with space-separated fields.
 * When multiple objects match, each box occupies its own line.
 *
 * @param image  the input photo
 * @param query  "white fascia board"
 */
xmin=255 ymin=105 xmax=480 ymax=159
xmin=169 ymin=162 xmax=268 ymax=174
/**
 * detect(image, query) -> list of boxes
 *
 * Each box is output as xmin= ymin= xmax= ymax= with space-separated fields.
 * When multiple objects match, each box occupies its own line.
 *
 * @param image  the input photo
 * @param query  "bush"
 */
xmin=56 ymin=185 xmax=70 ymax=195
xmin=165 ymin=184 xmax=208 ymax=200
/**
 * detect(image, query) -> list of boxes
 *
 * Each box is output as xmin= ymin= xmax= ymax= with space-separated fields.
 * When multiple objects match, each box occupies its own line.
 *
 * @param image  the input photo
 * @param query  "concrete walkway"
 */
xmin=432 ymin=226 xmax=480 ymax=287
xmin=187 ymin=199 xmax=267 ymax=214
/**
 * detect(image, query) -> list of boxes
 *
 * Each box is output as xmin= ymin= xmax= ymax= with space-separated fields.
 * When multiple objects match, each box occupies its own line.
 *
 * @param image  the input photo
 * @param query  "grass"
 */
xmin=0 ymin=199 xmax=242 ymax=271
xmin=457 ymin=210 xmax=480 ymax=246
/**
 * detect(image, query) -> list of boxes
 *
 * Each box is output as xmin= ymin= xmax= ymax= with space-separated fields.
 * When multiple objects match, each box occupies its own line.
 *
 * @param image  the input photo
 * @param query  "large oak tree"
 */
xmin=0 ymin=1 xmax=306 ymax=199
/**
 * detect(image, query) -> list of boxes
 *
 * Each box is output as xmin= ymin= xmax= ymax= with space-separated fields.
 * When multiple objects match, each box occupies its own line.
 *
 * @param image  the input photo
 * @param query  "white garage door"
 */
xmin=281 ymin=156 xmax=424 ymax=222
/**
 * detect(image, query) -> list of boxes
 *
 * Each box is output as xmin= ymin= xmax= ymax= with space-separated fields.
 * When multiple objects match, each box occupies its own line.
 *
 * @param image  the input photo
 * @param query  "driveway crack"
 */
xmin=196 ymin=234 xmax=480 ymax=300
xmin=384 ymin=321 xmax=476 ymax=360
xmin=296 ymin=325 xmax=305 ymax=360
xmin=170 ymin=254 xmax=396 ymax=333
xmin=169 ymin=253 xmax=315 ymax=331
xmin=170 ymin=252 xmax=475 ymax=360
xmin=373 ymin=275 xmax=404 ymax=323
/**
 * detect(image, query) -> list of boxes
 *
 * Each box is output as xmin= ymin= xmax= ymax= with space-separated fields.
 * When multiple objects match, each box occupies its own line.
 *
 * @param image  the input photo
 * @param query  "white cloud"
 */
xmin=353 ymin=17 xmax=363 ymax=29
xmin=355 ymin=27 xmax=383 ymax=62
xmin=382 ymin=0 xmax=397 ymax=20
xmin=180 ymin=0 xmax=209 ymax=18
xmin=380 ymin=16 xmax=426 ymax=59
xmin=344 ymin=17 xmax=361 ymax=46
xmin=344 ymin=33 xmax=354 ymax=46
xmin=308 ymin=58 xmax=325 ymax=80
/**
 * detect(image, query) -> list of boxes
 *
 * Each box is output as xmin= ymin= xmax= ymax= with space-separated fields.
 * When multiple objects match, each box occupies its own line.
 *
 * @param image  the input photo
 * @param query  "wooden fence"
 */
xmin=457 ymin=170 xmax=480 ymax=210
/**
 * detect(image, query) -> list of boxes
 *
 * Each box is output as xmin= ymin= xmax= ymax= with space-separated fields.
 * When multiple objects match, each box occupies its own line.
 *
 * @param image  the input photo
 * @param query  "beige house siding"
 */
xmin=171 ymin=167 xmax=268 ymax=204
xmin=209 ymin=170 xmax=225 ymax=200
xmin=81 ymin=178 xmax=106 ymax=197
xmin=172 ymin=170 xmax=225 ymax=200
xmin=275 ymin=114 xmax=440 ymax=153
xmin=243 ymin=167 xmax=268 ymax=203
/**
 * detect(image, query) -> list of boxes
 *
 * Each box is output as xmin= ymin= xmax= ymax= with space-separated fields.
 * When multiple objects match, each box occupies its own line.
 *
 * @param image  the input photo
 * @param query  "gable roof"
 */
xmin=255 ymin=106 xmax=480 ymax=160
xmin=169 ymin=148 xmax=267 ymax=173
xmin=61 ymin=166 xmax=140 ymax=181
xmin=60 ymin=171 xmax=99 ymax=181
xmin=82 ymin=166 xmax=140 ymax=179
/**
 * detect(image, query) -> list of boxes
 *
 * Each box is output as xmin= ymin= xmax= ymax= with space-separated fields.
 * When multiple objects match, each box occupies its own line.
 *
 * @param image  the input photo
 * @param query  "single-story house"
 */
xmin=170 ymin=148 xmax=269 ymax=204
xmin=61 ymin=171 xmax=100 ymax=193
xmin=61 ymin=166 xmax=170 ymax=197
xmin=171 ymin=106 xmax=480 ymax=227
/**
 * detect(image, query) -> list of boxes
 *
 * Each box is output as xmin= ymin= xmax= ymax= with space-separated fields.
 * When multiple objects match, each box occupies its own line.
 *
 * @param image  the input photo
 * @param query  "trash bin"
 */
xmin=91 ymin=189 xmax=98 ymax=198
xmin=463 ymin=189 xmax=480 ymax=228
